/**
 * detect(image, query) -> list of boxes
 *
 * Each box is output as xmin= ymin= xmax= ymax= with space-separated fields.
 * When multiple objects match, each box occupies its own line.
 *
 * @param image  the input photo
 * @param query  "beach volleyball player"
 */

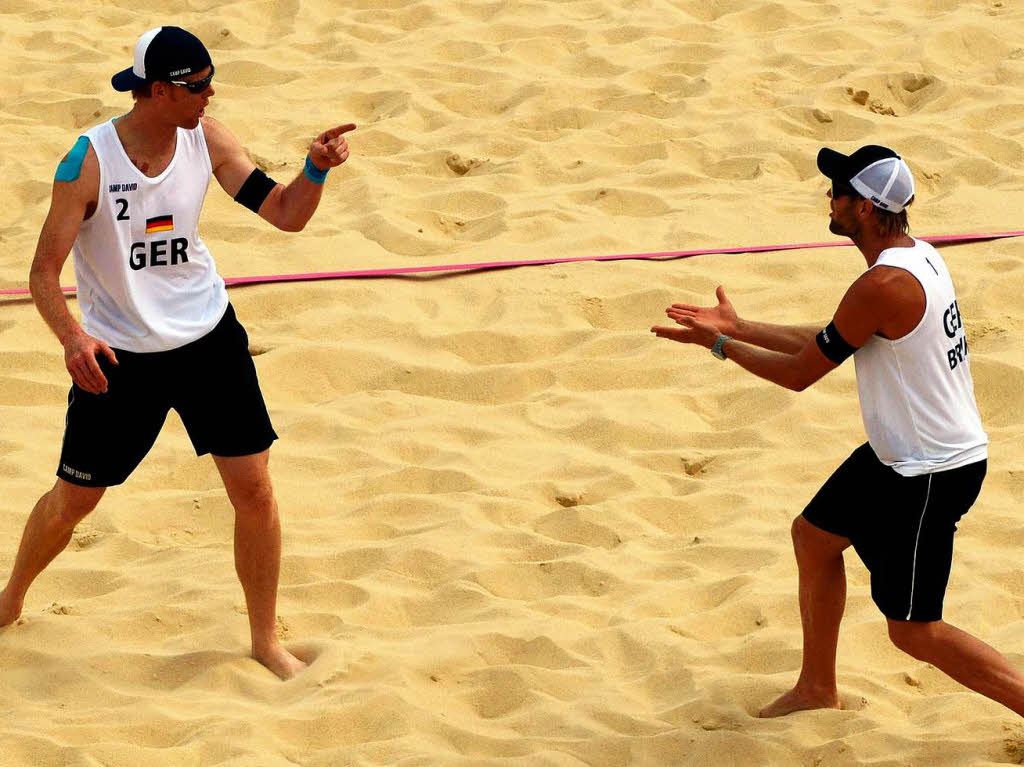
xmin=652 ymin=145 xmax=1024 ymax=717
xmin=0 ymin=27 xmax=354 ymax=679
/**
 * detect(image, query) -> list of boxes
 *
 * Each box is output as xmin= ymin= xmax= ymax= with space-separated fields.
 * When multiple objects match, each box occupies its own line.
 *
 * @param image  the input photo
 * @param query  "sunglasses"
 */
xmin=168 ymin=65 xmax=215 ymax=94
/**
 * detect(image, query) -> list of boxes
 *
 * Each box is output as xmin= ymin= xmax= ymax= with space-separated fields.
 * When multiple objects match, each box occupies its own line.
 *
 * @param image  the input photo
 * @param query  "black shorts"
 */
xmin=802 ymin=443 xmax=986 ymax=622
xmin=57 ymin=304 xmax=277 ymax=487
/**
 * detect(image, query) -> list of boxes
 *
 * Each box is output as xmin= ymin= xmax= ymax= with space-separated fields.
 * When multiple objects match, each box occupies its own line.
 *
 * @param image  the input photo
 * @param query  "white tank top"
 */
xmin=854 ymin=238 xmax=988 ymax=476
xmin=72 ymin=119 xmax=228 ymax=352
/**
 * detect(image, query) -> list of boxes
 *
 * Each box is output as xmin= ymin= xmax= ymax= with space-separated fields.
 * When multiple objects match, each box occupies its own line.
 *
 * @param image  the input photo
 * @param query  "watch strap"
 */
xmin=711 ymin=334 xmax=732 ymax=360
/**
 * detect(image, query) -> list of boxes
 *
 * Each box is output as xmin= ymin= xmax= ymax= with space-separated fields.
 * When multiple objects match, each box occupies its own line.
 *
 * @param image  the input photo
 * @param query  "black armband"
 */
xmin=815 ymin=321 xmax=858 ymax=364
xmin=234 ymin=168 xmax=278 ymax=214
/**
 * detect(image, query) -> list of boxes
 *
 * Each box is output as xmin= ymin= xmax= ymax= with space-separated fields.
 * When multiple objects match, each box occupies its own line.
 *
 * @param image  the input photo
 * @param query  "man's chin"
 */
xmin=828 ymin=220 xmax=848 ymax=237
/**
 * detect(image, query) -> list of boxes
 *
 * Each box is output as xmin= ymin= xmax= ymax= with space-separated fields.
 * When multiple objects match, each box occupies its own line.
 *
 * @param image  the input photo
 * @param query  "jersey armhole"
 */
xmin=78 ymin=137 xmax=105 ymax=226
xmin=195 ymin=118 xmax=214 ymax=177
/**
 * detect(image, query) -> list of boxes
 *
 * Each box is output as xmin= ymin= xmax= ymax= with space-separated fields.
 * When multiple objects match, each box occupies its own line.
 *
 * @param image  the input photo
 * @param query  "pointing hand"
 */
xmin=308 ymin=124 xmax=356 ymax=170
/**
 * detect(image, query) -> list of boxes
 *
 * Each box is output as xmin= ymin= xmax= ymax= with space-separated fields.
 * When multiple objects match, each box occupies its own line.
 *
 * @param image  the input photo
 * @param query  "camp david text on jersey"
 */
xmin=70 ymin=120 xmax=228 ymax=353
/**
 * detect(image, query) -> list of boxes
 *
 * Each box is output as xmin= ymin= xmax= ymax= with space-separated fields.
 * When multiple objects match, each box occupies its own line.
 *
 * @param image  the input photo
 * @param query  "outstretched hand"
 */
xmin=650 ymin=285 xmax=734 ymax=348
xmin=666 ymin=285 xmax=737 ymax=335
xmin=651 ymin=314 xmax=720 ymax=348
xmin=308 ymin=124 xmax=357 ymax=170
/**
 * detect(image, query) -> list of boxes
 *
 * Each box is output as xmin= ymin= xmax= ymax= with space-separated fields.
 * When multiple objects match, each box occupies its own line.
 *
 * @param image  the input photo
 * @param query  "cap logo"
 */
xmin=168 ymin=67 xmax=192 ymax=76
xmin=870 ymin=195 xmax=890 ymax=209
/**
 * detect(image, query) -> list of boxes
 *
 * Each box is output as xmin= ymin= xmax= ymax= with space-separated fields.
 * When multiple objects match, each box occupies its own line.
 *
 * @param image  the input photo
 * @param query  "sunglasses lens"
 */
xmin=185 ymin=65 xmax=214 ymax=93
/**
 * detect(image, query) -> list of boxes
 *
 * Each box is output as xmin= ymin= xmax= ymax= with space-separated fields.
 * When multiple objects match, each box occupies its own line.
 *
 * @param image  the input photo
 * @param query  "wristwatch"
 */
xmin=711 ymin=334 xmax=731 ymax=360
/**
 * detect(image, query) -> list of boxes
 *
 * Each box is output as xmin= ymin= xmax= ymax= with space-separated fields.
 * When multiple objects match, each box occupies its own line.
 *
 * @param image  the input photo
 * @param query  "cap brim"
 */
xmin=111 ymin=67 xmax=147 ymax=92
xmin=816 ymin=148 xmax=852 ymax=181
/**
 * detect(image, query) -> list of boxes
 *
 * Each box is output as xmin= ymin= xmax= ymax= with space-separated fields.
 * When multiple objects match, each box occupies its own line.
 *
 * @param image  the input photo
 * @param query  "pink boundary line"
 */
xmin=2 ymin=230 xmax=1021 ymax=297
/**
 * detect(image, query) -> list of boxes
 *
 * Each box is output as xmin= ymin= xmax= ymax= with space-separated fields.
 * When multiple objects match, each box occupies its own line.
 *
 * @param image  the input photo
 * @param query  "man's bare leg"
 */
xmin=888 ymin=619 xmax=1024 ymax=716
xmin=213 ymin=449 xmax=306 ymax=680
xmin=760 ymin=516 xmax=851 ymax=717
xmin=0 ymin=479 xmax=105 ymax=626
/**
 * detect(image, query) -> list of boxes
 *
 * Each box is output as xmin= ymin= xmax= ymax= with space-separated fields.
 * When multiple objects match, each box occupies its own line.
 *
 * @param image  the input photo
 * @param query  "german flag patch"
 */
xmin=145 ymin=215 xmax=173 ymax=234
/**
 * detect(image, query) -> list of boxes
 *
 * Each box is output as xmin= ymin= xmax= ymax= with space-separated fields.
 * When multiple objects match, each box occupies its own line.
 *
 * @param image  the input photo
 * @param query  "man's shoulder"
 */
xmin=199 ymin=116 xmax=245 ymax=167
xmin=200 ymin=115 xmax=235 ymax=145
xmin=53 ymin=136 xmax=100 ymax=202
xmin=850 ymin=263 xmax=920 ymax=308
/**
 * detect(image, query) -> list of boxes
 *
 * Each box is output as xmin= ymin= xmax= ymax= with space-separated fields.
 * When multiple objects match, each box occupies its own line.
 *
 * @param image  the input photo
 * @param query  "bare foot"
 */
xmin=254 ymin=642 xmax=308 ymax=680
xmin=759 ymin=686 xmax=841 ymax=718
xmin=0 ymin=588 xmax=23 ymax=627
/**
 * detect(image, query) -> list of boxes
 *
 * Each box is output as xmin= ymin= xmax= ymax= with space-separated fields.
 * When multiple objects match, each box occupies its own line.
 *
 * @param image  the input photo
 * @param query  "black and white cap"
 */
xmin=111 ymin=26 xmax=212 ymax=92
xmin=817 ymin=145 xmax=916 ymax=213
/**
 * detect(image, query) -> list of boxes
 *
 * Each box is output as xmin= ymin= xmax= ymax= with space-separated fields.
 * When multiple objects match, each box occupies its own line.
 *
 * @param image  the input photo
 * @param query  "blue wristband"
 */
xmin=303 ymin=156 xmax=329 ymax=184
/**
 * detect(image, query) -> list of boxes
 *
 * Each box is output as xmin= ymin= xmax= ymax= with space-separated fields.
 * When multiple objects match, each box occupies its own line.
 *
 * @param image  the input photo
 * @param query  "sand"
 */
xmin=2 ymin=0 xmax=1024 ymax=765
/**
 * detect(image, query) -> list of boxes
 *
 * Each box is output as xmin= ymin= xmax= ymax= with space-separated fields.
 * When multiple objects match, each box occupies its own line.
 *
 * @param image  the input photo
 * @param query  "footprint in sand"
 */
xmin=578 ymin=295 xmax=609 ymax=328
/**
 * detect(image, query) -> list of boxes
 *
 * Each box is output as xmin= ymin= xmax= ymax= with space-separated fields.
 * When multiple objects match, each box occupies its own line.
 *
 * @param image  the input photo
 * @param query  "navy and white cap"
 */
xmin=817 ymin=145 xmax=916 ymax=213
xmin=111 ymin=26 xmax=212 ymax=92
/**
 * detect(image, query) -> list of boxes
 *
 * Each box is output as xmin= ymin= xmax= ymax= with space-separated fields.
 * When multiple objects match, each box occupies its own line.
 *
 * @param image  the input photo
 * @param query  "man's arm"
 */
xmin=702 ymin=337 xmax=837 ymax=392
xmin=30 ymin=143 xmax=118 ymax=394
xmin=203 ymin=116 xmax=355 ymax=232
xmin=652 ymin=272 xmax=905 ymax=391
xmin=732 ymin=319 xmax=823 ymax=354
xmin=666 ymin=286 xmax=823 ymax=354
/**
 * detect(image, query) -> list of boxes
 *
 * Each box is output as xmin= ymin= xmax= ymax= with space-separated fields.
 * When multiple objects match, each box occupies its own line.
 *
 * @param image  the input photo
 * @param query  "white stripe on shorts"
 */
xmin=905 ymin=474 xmax=934 ymax=621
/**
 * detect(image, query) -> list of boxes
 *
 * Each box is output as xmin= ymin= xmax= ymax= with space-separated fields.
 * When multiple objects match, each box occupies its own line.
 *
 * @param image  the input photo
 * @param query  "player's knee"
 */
xmin=50 ymin=483 xmax=103 ymax=527
xmin=230 ymin=482 xmax=277 ymax=518
xmin=791 ymin=515 xmax=816 ymax=558
xmin=887 ymin=620 xmax=938 ymax=658
xmin=791 ymin=515 xmax=848 ymax=565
